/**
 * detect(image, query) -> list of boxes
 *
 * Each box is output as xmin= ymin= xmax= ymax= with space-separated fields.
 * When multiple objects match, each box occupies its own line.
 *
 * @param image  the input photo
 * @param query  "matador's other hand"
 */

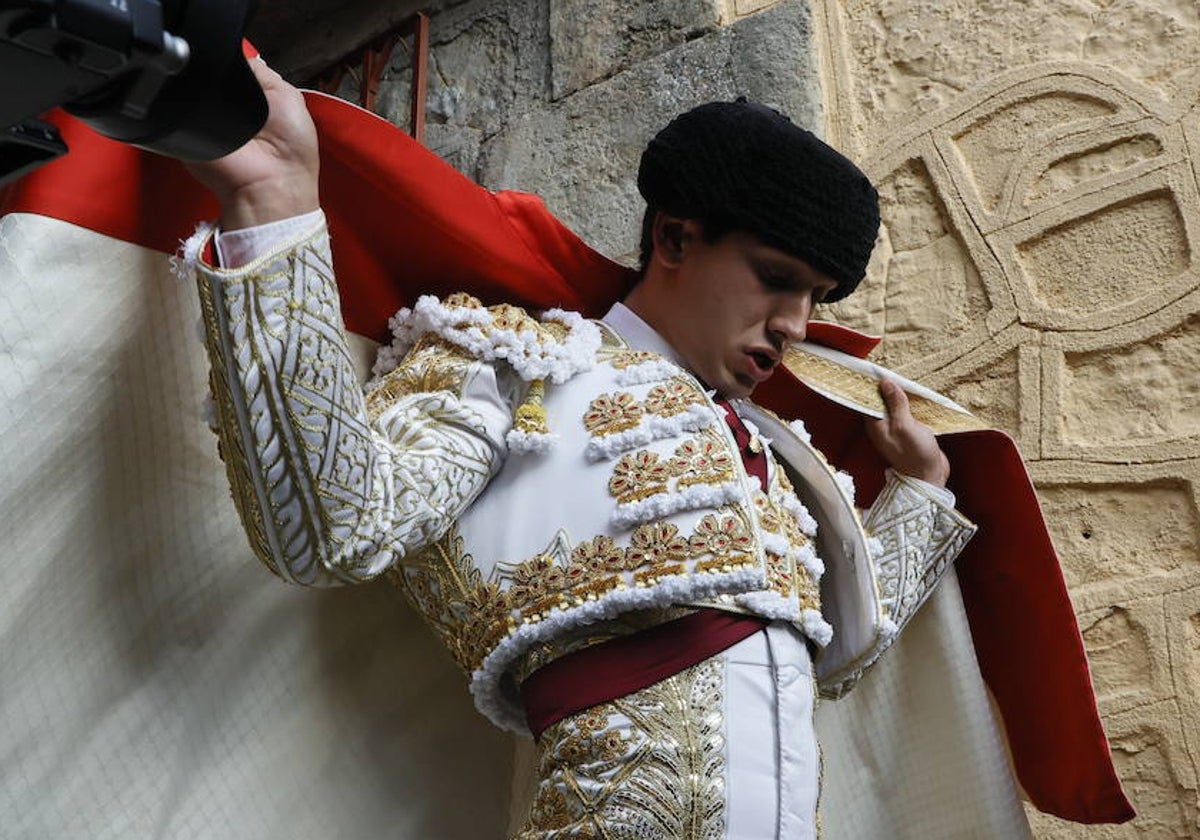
xmin=185 ymin=58 xmax=320 ymax=231
xmin=864 ymin=378 xmax=951 ymax=487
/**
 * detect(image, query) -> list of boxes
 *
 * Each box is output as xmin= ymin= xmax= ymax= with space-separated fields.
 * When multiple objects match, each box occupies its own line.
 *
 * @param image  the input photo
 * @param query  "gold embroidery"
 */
xmin=633 ymin=563 xmax=686 ymax=586
xmin=509 ymin=554 xmax=558 ymax=602
xmin=393 ymin=506 xmax=768 ymax=677
xmin=584 ymin=392 xmax=644 ymax=436
xmin=199 ymin=233 xmax=501 ymax=588
xmin=752 ymin=490 xmax=782 ymax=533
xmin=440 ymin=292 xmax=574 ymax=350
xmin=782 ymin=346 xmax=988 ymax=433
xmin=444 ymin=291 xmax=484 ymax=310
xmin=626 ymin=521 xmax=691 ymax=569
xmin=515 ymin=379 xmax=550 ymax=435
xmin=821 ymin=475 xmax=976 ymax=695
xmin=644 ymin=380 xmax=703 ymax=417
xmin=365 ymin=336 xmax=473 ymax=423
xmin=671 ymin=433 xmax=736 ymax=489
xmin=386 ymin=527 xmax=514 ymax=674
xmin=516 ymin=657 xmax=727 ymax=839
xmin=694 ymin=555 xmax=757 ymax=574
xmin=609 ymin=450 xmax=673 ymax=503
xmin=765 ymin=549 xmax=794 ymax=595
xmin=689 ymin=512 xmax=754 ymax=558
xmin=571 ymin=535 xmax=630 ymax=575
xmin=525 ymin=575 xmax=623 ymax=619
xmin=197 ymin=270 xmax=277 ymax=578
xmin=490 ymin=302 xmax=531 ymax=330
xmin=762 ymin=472 xmax=824 ymax=605
xmin=609 ymin=349 xmax=661 ymax=370
xmin=863 ymin=475 xmax=977 ymax=622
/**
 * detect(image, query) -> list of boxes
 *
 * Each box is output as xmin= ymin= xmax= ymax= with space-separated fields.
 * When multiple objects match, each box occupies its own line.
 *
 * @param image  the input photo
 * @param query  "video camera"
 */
xmin=1 ymin=0 xmax=266 ymax=185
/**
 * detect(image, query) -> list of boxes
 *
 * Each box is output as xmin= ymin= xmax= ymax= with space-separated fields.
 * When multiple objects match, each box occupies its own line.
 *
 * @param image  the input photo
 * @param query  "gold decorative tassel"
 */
xmin=514 ymin=378 xmax=550 ymax=434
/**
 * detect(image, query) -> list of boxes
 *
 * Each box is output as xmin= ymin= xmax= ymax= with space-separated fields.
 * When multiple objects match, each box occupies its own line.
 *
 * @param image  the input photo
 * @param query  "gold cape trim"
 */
xmin=782 ymin=346 xmax=989 ymax=435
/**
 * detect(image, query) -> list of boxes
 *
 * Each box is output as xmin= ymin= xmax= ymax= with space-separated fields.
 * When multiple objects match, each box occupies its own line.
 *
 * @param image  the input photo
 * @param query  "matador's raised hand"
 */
xmin=185 ymin=58 xmax=320 ymax=231
xmin=864 ymin=378 xmax=951 ymax=487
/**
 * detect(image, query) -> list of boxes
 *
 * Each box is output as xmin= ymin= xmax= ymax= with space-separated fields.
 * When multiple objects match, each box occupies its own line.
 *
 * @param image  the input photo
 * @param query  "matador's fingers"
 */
xmin=877 ymin=378 xmax=912 ymax=426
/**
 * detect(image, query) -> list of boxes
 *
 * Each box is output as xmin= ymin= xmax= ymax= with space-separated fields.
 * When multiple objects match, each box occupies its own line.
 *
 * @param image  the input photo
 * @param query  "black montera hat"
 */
xmin=637 ymin=100 xmax=880 ymax=301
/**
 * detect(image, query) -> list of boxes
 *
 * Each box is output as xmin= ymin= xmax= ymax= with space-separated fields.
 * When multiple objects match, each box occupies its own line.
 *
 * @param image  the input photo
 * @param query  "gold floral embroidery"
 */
xmin=761 ymin=472 xmax=824 ymax=606
xmin=516 ymin=657 xmax=727 ymax=839
xmin=645 ymin=380 xmax=703 ymax=417
xmin=570 ymin=535 xmax=629 ymax=575
xmin=387 ymin=527 xmax=514 ymax=675
xmin=609 ymin=349 xmax=662 ymax=370
xmin=509 ymin=554 xmax=557 ymax=602
xmin=671 ymin=434 xmax=736 ymax=489
xmin=689 ymin=513 xmax=754 ymax=558
xmin=609 ymin=450 xmax=673 ymax=503
xmin=626 ymin=521 xmax=691 ymax=569
xmin=583 ymin=391 xmax=644 ymax=436
xmin=394 ymin=503 xmax=769 ymax=678
xmin=524 ymin=786 xmax=574 ymax=834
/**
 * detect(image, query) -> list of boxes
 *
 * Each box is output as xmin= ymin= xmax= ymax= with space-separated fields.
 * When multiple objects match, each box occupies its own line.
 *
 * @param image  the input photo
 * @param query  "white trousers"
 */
xmin=725 ymin=622 xmax=819 ymax=840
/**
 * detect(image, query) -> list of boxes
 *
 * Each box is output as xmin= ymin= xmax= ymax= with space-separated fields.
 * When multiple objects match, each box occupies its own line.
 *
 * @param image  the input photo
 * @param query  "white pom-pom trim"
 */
xmin=614 ymin=358 xmax=680 ymax=386
xmin=505 ymin=429 xmax=558 ymax=454
xmin=801 ymin=608 xmax=835 ymax=647
xmin=370 ymin=296 xmax=601 ymax=386
xmin=788 ymin=418 xmax=812 ymax=444
xmin=834 ymin=469 xmax=857 ymax=505
xmin=735 ymin=590 xmax=798 ymax=620
xmin=796 ymin=542 xmax=825 ymax=580
xmin=611 ymin=481 xmax=744 ymax=529
xmin=760 ymin=533 xmax=825 ymax=581
xmin=584 ymin=405 xmax=714 ymax=462
xmin=778 ymin=492 xmax=818 ymax=537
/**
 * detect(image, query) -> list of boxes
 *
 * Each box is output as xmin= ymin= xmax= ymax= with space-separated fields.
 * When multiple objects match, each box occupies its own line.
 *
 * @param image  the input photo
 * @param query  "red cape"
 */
xmin=0 ymin=95 xmax=1132 ymax=824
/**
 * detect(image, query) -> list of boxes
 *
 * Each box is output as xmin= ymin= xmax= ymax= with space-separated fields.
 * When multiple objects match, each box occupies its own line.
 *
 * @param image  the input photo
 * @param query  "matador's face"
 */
xmin=654 ymin=223 xmax=838 ymax=399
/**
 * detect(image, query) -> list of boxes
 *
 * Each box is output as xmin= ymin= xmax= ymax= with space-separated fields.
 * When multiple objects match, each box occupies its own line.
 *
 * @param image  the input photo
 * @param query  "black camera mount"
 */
xmin=1 ymin=0 xmax=265 ymax=185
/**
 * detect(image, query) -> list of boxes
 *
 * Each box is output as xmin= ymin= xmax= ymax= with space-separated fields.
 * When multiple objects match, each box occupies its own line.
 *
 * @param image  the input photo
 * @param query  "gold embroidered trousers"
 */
xmin=515 ymin=622 xmax=820 ymax=840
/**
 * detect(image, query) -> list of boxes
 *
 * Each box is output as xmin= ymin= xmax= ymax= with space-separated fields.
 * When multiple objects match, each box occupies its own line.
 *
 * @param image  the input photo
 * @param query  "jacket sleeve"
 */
xmin=187 ymin=216 xmax=513 ymax=586
xmin=864 ymin=470 xmax=977 ymax=634
xmin=817 ymin=469 xmax=977 ymax=697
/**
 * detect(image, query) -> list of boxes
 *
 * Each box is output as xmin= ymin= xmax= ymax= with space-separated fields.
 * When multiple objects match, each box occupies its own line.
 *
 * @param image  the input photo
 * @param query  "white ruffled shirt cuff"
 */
xmin=891 ymin=470 xmax=956 ymax=508
xmin=214 ymin=209 xmax=325 ymax=268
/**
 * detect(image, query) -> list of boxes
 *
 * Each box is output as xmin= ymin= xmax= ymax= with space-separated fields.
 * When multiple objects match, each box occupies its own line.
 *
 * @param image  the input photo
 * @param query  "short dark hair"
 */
xmin=637 ymin=205 xmax=737 ymax=275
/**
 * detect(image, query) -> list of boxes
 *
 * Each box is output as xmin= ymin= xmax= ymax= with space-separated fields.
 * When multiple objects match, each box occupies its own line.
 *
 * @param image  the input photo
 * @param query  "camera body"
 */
xmin=1 ymin=0 xmax=265 ymax=185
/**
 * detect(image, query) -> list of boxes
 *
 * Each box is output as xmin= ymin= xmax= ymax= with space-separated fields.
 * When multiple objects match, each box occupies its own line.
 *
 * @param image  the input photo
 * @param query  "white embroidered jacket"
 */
xmin=188 ymin=217 xmax=976 ymax=734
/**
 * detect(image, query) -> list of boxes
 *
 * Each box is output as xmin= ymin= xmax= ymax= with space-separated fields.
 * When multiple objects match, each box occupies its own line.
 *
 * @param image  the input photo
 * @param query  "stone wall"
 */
xmin=340 ymin=0 xmax=823 ymax=261
xmin=347 ymin=0 xmax=1199 ymax=835
xmin=811 ymin=2 xmax=1200 ymax=835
